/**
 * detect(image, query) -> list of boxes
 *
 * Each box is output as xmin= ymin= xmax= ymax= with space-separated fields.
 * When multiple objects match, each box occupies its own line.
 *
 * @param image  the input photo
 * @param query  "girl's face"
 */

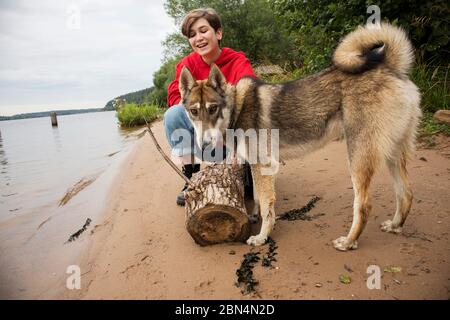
xmin=188 ymin=18 xmax=222 ymax=58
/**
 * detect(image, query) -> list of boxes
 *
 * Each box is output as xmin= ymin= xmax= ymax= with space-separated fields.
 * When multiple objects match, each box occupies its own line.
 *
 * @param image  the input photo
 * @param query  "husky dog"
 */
xmin=178 ymin=23 xmax=421 ymax=251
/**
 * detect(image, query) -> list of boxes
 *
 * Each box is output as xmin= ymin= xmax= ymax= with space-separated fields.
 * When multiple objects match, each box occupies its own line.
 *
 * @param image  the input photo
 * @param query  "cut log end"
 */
xmin=187 ymin=204 xmax=250 ymax=246
xmin=184 ymin=164 xmax=250 ymax=246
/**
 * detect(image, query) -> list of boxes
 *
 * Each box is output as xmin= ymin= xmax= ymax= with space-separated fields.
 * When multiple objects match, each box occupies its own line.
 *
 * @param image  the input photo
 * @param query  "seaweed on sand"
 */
xmin=235 ymin=251 xmax=261 ymax=295
xmin=278 ymin=196 xmax=322 ymax=221
xmin=261 ymin=237 xmax=278 ymax=268
xmin=65 ymin=218 xmax=92 ymax=244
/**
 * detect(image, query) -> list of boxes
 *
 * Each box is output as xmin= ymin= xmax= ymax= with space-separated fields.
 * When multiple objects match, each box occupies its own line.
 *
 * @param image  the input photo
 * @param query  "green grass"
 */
xmin=412 ymin=62 xmax=450 ymax=137
xmin=419 ymin=112 xmax=450 ymax=137
xmin=116 ymin=103 xmax=164 ymax=128
xmin=411 ymin=63 xmax=449 ymax=114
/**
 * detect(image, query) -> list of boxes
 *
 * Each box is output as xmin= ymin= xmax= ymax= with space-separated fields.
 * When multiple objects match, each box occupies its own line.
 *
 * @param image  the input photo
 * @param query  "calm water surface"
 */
xmin=0 ymin=111 xmax=137 ymax=222
xmin=0 ymin=111 xmax=146 ymax=298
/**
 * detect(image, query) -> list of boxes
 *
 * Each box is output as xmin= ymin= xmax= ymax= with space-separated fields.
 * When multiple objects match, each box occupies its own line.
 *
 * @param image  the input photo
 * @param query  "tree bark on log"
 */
xmin=185 ymin=163 xmax=250 ymax=246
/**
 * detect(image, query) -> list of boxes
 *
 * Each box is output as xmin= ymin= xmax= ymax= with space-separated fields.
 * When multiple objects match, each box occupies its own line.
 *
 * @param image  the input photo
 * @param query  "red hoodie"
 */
xmin=167 ymin=47 xmax=256 ymax=107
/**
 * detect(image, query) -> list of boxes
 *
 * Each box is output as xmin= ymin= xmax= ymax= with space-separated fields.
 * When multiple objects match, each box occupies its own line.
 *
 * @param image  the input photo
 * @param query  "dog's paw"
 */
xmin=246 ymin=235 xmax=267 ymax=246
xmin=332 ymin=236 xmax=358 ymax=251
xmin=380 ymin=220 xmax=403 ymax=234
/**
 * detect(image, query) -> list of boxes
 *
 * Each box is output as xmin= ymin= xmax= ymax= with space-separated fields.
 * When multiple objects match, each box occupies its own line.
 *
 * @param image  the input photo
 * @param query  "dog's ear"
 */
xmin=207 ymin=63 xmax=226 ymax=90
xmin=179 ymin=66 xmax=196 ymax=100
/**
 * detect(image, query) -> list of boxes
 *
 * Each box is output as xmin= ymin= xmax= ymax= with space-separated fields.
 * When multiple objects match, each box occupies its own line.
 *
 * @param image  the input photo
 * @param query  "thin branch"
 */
xmin=144 ymin=118 xmax=194 ymax=188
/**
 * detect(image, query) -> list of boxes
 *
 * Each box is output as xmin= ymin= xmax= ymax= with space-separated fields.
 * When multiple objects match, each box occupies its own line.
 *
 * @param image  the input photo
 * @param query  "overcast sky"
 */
xmin=0 ymin=0 xmax=177 ymax=116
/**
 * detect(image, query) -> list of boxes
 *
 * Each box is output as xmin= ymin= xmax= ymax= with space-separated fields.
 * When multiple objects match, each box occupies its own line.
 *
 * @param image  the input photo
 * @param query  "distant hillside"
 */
xmin=0 ymin=87 xmax=156 ymax=121
xmin=104 ymin=87 xmax=154 ymax=110
xmin=0 ymin=108 xmax=103 ymax=121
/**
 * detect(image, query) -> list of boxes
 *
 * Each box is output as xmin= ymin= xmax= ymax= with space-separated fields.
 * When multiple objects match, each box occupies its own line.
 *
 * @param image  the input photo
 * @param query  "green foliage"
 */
xmin=258 ymin=70 xmax=297 ymax=84
xmin=162 ymin=33 xmax=191 ymax=63
xmin=152 ymin=0 xmax=302 ymax=108
xmin=411 ymin=63 xmax=449 ymax=113
xmin=271 ymin=0 xmax=363 ymax=74
xmin=149 ymin=57 xmax=179 ymax=107
xmin=116 ymin=103 xmax=164 ymax=128
xmin=147 ymin=0 xmax=449 ymax=116
xmin=268 ymin=0 xmax=449 ymax=118
xmin=271 ymin=0 xmax=449 ymax=75
xmin=104 ymin=88 xmax=154 ymax=110
xmin=419 ymin=112 xmax=450 ymax=137
xmin=163 ymin=0 xmax=300 ymax=67
xmin=380 ymin=0 xmax=449 ymax=63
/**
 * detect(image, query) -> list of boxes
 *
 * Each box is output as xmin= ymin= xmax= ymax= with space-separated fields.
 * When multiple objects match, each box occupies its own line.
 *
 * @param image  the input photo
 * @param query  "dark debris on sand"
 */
xmin=65 ymin=218 xmax=92 ymax=244
xmin=279 ymin=196 xmax=322 ymax=221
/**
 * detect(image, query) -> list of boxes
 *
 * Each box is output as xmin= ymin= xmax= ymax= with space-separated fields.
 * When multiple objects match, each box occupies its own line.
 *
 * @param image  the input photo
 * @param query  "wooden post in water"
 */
xmin=50 ymin=112 xmax=58 ymax=127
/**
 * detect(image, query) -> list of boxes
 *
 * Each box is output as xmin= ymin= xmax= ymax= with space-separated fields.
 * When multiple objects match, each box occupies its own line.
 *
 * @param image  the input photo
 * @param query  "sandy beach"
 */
xmin=62 ymin=120 xmax=450 ymax=300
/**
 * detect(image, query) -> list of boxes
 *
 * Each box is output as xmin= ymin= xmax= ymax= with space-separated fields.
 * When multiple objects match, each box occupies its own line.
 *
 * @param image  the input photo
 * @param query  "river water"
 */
xmin=0 ymin=111 xmax=143 ymax=298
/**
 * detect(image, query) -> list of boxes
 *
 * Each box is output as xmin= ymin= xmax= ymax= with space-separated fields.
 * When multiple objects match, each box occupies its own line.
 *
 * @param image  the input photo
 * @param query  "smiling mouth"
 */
xmin=197 ymin=43 xmax=208 ymax=49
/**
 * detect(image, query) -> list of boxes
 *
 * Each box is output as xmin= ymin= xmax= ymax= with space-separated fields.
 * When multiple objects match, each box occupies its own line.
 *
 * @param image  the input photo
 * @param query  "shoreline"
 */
xmin=0 ymin=125 xmax=145 ymax=299
xmin=62 ymin=128 xmax=148 ymax=299
xmin=51 ymin=126 xmax=148 ymax=299
xmin=61 ymin=120 xmax=450 ymax=300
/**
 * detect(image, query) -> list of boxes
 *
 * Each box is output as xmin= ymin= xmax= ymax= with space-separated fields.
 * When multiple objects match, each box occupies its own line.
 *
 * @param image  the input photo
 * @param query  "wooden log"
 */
xmin=50 ymin=112 xmax=58 ymax=126
xmin=184 ymin=163 xmax=250 ymax=246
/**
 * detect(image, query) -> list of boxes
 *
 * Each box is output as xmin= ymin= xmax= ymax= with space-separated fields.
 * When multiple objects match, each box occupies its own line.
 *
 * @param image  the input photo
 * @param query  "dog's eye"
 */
xmin=190 ymin=108 xmax=198 ymax=116
xmin=208 ymin=104 xmax=218 ymax=115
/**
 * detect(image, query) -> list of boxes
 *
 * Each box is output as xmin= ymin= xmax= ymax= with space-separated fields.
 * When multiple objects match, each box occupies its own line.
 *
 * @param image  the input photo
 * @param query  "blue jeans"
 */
xmin=163 ymin=104 xmax=226 ymax=163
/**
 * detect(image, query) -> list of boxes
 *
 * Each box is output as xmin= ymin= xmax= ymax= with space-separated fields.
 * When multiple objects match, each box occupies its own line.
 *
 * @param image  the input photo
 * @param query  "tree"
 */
xmin=149 ymin=57 xmax=179 ymax=107
xmin=271 ymin=0 xmax=449 ymax=71
xmin=163 ymin=0 xmax=300 ymax=67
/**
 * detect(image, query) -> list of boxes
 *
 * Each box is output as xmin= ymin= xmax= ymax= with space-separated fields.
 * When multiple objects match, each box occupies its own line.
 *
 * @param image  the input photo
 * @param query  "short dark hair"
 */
xmin=181 ymin=8 xmax=222 ymax=38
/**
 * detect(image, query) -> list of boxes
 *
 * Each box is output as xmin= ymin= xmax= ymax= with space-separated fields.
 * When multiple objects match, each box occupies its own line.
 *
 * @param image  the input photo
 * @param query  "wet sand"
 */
xmin=0 ymin=139 xmax=136 ymax=299
xmin=59 ymin=120 xmax=449 ymax=299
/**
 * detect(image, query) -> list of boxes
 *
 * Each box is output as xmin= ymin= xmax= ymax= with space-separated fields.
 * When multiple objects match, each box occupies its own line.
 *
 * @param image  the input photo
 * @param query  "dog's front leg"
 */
xmin=247 ymin=164 xmax=276 ymax=246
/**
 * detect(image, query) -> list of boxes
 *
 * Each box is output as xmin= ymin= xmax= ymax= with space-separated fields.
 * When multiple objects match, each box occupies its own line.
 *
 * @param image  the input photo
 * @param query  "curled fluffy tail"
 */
xmin=333 ymin=23 xmax=414 ymax=75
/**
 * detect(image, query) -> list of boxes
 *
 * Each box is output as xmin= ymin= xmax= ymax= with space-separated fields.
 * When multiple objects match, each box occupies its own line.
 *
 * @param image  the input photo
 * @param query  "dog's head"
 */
xmin=179 ymin=64 xmax=235 ymax=149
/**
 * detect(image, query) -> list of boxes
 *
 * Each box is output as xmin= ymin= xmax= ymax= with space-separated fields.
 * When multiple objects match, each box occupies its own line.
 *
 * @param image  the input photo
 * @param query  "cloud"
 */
xmin=0 ymin=0 xmax=177 ymax=116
